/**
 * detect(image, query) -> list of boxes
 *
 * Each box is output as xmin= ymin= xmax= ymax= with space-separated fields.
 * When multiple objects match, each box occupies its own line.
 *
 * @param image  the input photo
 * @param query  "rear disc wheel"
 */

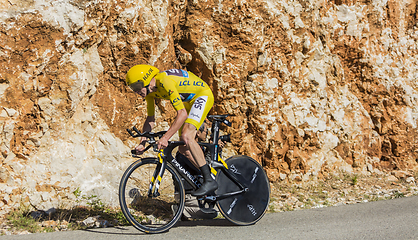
xmin=216 ymin=155 xmax=270 ymax=225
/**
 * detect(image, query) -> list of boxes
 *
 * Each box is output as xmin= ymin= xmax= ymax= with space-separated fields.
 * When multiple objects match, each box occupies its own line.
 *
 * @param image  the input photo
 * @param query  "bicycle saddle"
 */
xmin=208 ymin=114 xmax=231 ymax=127
xmin=208 ymin=114 xmax=229 ymax=121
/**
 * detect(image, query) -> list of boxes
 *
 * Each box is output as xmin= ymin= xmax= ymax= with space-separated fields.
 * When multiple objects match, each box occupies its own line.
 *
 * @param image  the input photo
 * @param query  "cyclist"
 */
xmin=126 ymin=64 xmax=217 ymax=196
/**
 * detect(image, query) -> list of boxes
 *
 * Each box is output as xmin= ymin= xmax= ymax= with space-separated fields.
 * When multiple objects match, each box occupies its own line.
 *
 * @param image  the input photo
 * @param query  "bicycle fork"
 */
xmin=148 ymin=150 xmax=166 ymax=197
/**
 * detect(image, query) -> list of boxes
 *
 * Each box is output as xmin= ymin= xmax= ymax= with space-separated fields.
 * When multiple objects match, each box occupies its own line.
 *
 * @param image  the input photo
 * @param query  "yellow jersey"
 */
xmin=145 ymin=69 xmax=213 ymax=116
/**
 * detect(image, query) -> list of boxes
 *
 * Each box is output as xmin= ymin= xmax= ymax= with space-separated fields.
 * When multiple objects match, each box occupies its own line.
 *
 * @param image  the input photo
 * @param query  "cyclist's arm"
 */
xmin=162 ymin=76 xmax=185 ymax=112
xmin=134 ymin=112 xmax=156 ymax=154
xmin=140 ymin=95 xmax=156 ymax=143
xmin=140 ymin=115 xmax=155 ymax=141
xmin=146 ymin=95 xmax=156 ymax=116
xmin=161 ymin=108 xmax=188 ymax=142
xmin=157 ymin=77 xmax=188 ymax=148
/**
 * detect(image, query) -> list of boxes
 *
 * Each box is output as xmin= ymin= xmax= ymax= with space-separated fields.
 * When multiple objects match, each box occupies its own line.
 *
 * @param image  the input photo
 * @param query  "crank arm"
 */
xmin=199 ymin=189 xmax=247 ymax=202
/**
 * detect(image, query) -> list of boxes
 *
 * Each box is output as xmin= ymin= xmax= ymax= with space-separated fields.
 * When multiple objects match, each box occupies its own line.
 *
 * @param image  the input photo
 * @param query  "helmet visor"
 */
xmin=129 ymin=81 xmax=145 ymax=92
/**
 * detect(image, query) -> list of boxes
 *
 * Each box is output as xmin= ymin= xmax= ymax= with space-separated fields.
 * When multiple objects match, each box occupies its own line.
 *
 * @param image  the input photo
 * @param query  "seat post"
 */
xmin=210 ymin=119 xmax=221 ymax=162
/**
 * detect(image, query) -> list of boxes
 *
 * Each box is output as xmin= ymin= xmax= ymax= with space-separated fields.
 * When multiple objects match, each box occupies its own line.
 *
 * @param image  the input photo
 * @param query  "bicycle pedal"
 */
xmin=198 ymin=197 xmax=217 ymax=214
xmin=199 ymin=207 xmax=216 ymax=214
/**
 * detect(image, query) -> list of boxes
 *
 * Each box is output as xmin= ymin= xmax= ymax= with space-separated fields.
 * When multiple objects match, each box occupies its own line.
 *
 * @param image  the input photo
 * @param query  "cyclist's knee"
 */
xmin=181 ymin=123 xmax=197 ymax=146
xmin=178 ymin=145 xmax=187 ymax=154
xmin=181 ymin=131 xmax=195 ymax=146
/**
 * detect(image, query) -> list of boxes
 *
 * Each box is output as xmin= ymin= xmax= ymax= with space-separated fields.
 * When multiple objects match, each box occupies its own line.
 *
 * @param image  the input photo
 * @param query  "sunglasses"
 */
xmin=129 ymin=81 xmax=145 ymax=92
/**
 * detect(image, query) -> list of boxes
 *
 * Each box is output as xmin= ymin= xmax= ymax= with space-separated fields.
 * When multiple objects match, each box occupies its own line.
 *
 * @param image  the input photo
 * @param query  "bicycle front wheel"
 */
xmin=216 ymin=155 xmax=270 ymax=225
xmin=119 ymin=158 xmax=185 ymax=233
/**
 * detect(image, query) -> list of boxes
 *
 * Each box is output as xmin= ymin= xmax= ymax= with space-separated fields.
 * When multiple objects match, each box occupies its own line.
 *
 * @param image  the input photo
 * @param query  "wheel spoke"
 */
xmin=119 ymin=159 xmax=185 ymax=233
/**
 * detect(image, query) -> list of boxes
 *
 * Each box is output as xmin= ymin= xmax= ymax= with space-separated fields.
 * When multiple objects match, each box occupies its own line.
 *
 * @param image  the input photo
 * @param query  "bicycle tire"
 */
xmin=216 ymin=155 xmax=270 ymax=225
xmin=119 ymin=158 xmax=185 ymax=233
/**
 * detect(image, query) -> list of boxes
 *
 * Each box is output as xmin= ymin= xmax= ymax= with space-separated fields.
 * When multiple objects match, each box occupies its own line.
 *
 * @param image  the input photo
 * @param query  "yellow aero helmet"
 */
xmin=126 ymin=65 xmax=159 ymax=91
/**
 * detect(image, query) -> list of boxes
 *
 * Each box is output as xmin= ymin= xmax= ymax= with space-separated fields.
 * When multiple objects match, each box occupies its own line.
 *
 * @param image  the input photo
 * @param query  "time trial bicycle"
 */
xmin=119 ymin=115 xmax=270 ymax=233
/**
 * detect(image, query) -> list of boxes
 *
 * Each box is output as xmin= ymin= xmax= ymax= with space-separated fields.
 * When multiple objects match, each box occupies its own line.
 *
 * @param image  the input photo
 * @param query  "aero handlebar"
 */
xmin=127 ymin=127 xmax=167 ymax=153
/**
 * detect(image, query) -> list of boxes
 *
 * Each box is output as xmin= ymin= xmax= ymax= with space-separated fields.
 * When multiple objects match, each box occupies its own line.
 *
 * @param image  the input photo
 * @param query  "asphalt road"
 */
xmin=2 ymin=195 xmax=417 ymax=240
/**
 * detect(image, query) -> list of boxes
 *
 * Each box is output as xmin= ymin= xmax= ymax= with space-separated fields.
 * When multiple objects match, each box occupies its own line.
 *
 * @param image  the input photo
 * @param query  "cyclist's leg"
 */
xmin=178 ymin=90 xmax=214 ymax=168
xmin=184 ymin=89 xmax=214 ymax=131
xmin=180 ymin=90 xmax=216 ymax=196
xmin=177 ymin=102 xmax=199 ymax=168
xmin=180 ymin=90 xmax=213 ymax=164
xmin=181 ymin=123 xmax=205 ymax=167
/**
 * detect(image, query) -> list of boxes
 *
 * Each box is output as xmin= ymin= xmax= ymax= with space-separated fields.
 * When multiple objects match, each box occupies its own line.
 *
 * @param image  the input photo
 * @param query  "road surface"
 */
xmin=2 ymin=195 xmax=417 ymax=239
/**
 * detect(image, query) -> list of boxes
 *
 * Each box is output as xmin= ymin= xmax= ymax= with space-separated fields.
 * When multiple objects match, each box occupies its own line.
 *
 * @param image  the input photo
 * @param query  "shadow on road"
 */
xmin=82 ymin=226 xmax=145 ymax=236
xmin=175 ymin=218 xmax=236 ymax=228
xmin=81 ymin=218 xmax=236 ymax=235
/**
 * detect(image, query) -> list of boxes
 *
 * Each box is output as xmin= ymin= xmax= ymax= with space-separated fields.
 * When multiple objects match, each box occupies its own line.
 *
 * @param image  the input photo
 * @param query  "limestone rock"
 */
xmin=0 ymin=0 xmax=417 ymax=216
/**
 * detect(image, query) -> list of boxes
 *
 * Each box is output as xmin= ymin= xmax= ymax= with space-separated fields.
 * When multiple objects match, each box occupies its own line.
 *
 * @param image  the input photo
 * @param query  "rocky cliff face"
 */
xmin=0 ymin=0 xmax=417 ymax=214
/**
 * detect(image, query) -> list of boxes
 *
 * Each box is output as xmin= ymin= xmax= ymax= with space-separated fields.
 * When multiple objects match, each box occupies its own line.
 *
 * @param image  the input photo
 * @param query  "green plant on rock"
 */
xmin=43 ymin=226 xmax=55 ymax=232
xmin=73 ymin=188 xmax=82 ymax=203
xmin=114 ymin=210 xmax=129 ymax=225
xmin=303 ymin=198 xmax=314 ymax=208
xmin=72 ymin=187 xmax=105 ymax=211
xmin=351 ymin=175 xmax=358 ymax=186
xmin=393 ymin=191 xmax=405 ymax=198
xmin=6 ymin=208 xmax=40 ymax=233
xmin=85 ymin=194 xmax=105 ymax=211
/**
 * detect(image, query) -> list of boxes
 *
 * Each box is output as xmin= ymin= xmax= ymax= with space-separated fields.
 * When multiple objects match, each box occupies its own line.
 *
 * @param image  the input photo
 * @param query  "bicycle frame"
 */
xmin=122 ymin=114 xmax=270 ymax=232
xmin=146 ymin=150 xmax=165 ymax=197
xmin=145 ymin=118 xmax=249 ymax=202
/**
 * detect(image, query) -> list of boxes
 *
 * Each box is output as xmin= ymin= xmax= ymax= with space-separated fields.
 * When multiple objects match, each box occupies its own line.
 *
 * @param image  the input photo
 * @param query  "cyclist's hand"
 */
xmin=218 ymin=140 xmax=225 ymax=149
xmin=157 ymin=137 xmax=169 ymax=150
xmin=134 ymin=144 xmax=146 ymax=155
